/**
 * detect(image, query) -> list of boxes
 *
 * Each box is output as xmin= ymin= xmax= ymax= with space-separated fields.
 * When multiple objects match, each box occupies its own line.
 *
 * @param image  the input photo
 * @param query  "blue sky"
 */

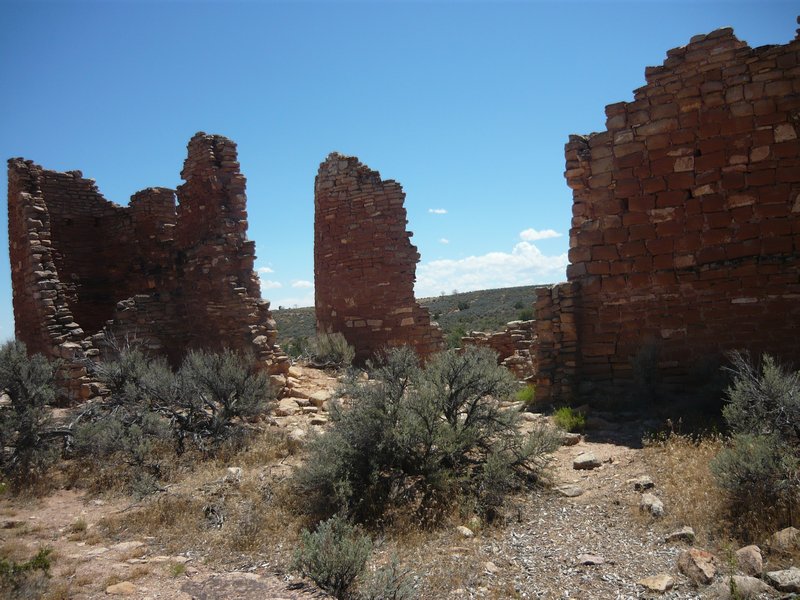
xmin=0 ymin=0 xmax=796 ymax=341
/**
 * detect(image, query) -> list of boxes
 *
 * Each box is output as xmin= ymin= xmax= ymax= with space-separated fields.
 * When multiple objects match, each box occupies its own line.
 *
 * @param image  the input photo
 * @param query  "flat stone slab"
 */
xmin=573 ymin=452 xmax=601 ymax=470
xmin=637 ymin=574 xmax=674 ymax=592
xmin=555 ymin=484 xmax=585 ymax=498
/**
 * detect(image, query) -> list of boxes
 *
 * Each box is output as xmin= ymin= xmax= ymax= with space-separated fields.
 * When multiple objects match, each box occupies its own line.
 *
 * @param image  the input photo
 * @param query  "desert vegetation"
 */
xmin=1 ymin=338 xmax=799 ymax=598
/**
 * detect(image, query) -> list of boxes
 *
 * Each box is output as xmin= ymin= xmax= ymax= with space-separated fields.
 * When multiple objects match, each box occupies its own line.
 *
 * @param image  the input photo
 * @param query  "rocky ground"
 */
xmin=1 ymin=364 xmax=797 ymax=599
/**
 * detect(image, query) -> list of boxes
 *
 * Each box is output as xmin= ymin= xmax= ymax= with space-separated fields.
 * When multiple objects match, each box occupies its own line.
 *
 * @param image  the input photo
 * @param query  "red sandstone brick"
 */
xmin=657 ymin=190 xmax=689 ymax=207
xmin=628 ymin=196 xmax=655 ymax=212
xmin=762 ymin=237 xmax=793 ymax=254
xmin=620 ymin=240 xmax=647 ymax=258
xmin=656 ymin=220 xmax=683 ymax=237
xmin=667 ymin=172 xmax=695 ymax=189
xmin=603 ymin=228 xmax=629 ymax=244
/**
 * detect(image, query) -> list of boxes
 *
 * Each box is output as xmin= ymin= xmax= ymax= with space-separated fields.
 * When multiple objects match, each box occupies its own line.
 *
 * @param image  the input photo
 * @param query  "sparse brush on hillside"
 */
xmin=292 ymin=346 xmax=559 ymax=525
xmin=710 ymin=351 xmax=800 ymax=539
xmin=0 ymin=341 xmax=60 ymax=490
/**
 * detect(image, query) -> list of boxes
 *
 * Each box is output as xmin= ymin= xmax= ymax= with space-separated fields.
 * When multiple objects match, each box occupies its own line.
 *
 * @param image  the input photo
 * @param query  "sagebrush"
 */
xmin=0 ymin=341 xmax=60 ymax=488
xmin=293 ymin=346 xmax=559 ymax=524
xmin=711 ymin=352 xmax=799 ymax=538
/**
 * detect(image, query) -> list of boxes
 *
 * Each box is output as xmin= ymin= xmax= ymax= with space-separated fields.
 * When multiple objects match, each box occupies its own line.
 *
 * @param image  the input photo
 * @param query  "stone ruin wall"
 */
xmin=461 ymin=319 xmax=536 ymax=380
xmin=8 ymin=132 xmax=288 ymax=400
xmin=533 ymin=25 xmax=800 ymax=404
xmin=314 ymin=154 xmax=444 ymax=363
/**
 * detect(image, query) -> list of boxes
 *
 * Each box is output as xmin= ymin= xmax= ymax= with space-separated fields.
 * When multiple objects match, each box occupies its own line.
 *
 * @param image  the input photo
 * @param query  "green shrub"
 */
xmin=445 ymin=326 xmax=466 ymax=350
xmin=517 ymin=308 xmax=534 ymax=321
xmin=312 ymin=333 xmax=356 ymax=368
xmin=0 ymin=547 xmax=52 ymax=599
xmin=293 ymin=346 xmax=559 ymax=524
xmin=0 ymin=341 xmax=59 ymax=487
xmin=516 ymin=385 xmax=535 ymax=404
xmin=358 ymin=556 xmax=414 ymax=600
xmin=553 ymin=406 xmax=585 ymax=433
xmin=293 ymin=515 xmax=372 ymax=600
xmin=457 ymin=301 xmax=470 ymax=311
xmin=710 ymin=352 xmax=799 ymax=533
xmin=176 ymin=349 xmax=271 ymax=452
xmin=78 ymin=346 xmax=272 ymax=491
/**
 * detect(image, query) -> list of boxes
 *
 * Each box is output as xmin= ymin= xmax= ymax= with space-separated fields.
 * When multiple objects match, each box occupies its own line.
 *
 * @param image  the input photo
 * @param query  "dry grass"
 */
xmin=641 ymin=433 xmax=730 ymax=546
xmin=98 ymin=428 xmax=303 ymax=571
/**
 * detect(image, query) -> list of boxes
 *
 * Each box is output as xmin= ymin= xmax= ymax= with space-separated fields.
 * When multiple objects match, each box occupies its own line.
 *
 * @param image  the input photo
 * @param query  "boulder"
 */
xmin=274 ymin=398 xmax=299 ymax=417
xmin=555 ymin=484 xmax=584 ymax=498
xmin=764 ymin=567 xmax=800 ymax=593
xmin=707 ymin=575 xmax=777 ymax=599
xmin=576 ymin=554 xmax=605 ymax=565
xmin=628 ymin=475 xmax=655 ymax=491
xmin=768 ymin=526 xmax=799 ymax=553
xmin=561 ymin=432 xmax=581 ymax=446
xmin=735 ymin=545 xmax=762 ymax=577
xmin=309 ymin=390 xmax=332 ymax=408
xmin=677 ymin=548 xmax=717 ymax=585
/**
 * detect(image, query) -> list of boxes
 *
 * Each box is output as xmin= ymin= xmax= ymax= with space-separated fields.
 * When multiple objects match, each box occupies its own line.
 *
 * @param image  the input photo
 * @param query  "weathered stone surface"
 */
xmin=629 ymin=475 xmax=654 ymax=491
xmin=533 ymin=23 xmax=800 ymax=405
xmin=637 ymin=574 xmax=674 ymax=593
xmin=309 ymin=390 xmax=332 ymax=408
xmin=456 ymin=525 xmax=474 ymax=538
xmin=768 ymin=526 xmax=799 ymax=553
xmin=573 ymin=452 xmax=601 ymax=470
xmin=461 ymin=320 xmax=536 ymax=379
xmin=7 ymin=133 xmax=288 ymax=401
xmin=665 ymin=526 xmax=695 ymax=544
xmin=576 ymin=553 xmax=605 ymax=565
xmin=707 ymin=575 xmax=776 ymax=599
xmin=640 ymin=493 xmax=664 ymax=518
xmin=561 ymin=432 xmax=581 ymax=446
xmin=735 ymin=545 xmax=762 ymax=577
xmin=677 ymin=548 xmax=717 ymax=585
xmin=555 ymin=484 xmax=584 ymax=498
xmin=106 ymin=581 xmax=137 ymax=595
xmin=764 ymin=567 xmax=800 ymax=592
xmin=314 ymin=154 xmax=444 ymax=363
xmin=275 ymin=398 xmax=299 ymax=417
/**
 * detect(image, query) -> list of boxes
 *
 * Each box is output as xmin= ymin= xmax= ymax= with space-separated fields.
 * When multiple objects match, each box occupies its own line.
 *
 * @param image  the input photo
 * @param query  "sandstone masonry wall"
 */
xmin=314 ymin=154 xmax=444 ymax=362
xmin=8 ymin=132 xmax=287 ymax=400
xmin=461 ymin=320 xmax=536 ymax=380
xmin=534 ymin=24 xmax=800 ymax=403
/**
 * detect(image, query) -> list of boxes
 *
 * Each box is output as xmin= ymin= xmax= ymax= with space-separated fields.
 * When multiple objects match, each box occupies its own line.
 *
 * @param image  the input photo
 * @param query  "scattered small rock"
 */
xmin=707 ymin=575 xmax=776 ymax=599
xmin=520 ymin=412 xmax=540 ymax=422
xmin=106 ymin=581 xmax=137 ymax=595
xmin=764 ymin=567 xmax=800 ymax=593
xmin=555 ymin=484 xmax=584 ymax=498
xmin=640 ymin=493 xmax=664 ymax=518
xmin=561 ymin=432 xmax=581 ymax=446
xmin=735 ymin=545 xmax=762 ymax=577
xmin=637 ymin=574 xmax=674 ymax=593
xmin=665 ymin=526 xmax=695 ymax=544
xmin=310 ymin=415 xmax=328 ymax=426
xmin=309 ymin=390 xmax=332 ymax=408
xmin=677 ymin=548 xmax=718 ymax=585
xmin=483 ymin=561 xmax=499 ymax=574
xmin=573 ymin=452 xmax=601 ymax=470
xmin=629 ymin=475 xmax=655 ymax=491
xmin=224 ymin=467 xmax=243 ymax=483
xmin=576 ymin=553 xmax=605 ymax=565
xmin=456 ymin=525 xmax=474 ymax=538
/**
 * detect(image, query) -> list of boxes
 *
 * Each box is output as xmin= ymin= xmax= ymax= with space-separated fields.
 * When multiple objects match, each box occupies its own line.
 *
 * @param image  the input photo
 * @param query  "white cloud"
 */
xmin=257 ymin=266 xmax=274 ymax=274
xmin=260 ymin=279 xmax=283 ymax=290
xmin=291 ymin=280 xmax=313 ymax=288
xmin=519 ymin=228 xmax=562 ymax=241
xmin=415 ymin=241 xmax=567 ymax=298
xmin=428 ymin=208 xmax=447 ymax=214
xmin=439 ymin=238 xmax=450 ymax=244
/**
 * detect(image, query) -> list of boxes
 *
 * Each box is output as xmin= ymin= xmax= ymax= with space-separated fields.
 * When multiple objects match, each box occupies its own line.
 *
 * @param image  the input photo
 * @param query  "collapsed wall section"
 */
xmin=314 ymin=153 xmax=444 ymax=362
xmin=534 ymin=24 xmax=800 ymax=403
xmin=7 ymin=132 xmax=288 ymax=401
